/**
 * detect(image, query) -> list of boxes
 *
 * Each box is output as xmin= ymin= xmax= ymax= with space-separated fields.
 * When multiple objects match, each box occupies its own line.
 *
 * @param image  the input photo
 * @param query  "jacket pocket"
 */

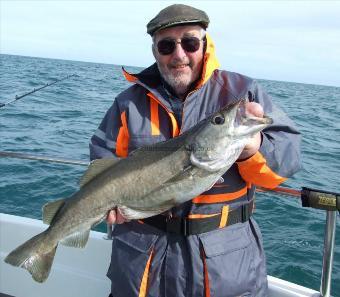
xmin=199 ymin=222 xmax=256 ymax=297
xmin=107 ymin=222 xmax=158 ymax=297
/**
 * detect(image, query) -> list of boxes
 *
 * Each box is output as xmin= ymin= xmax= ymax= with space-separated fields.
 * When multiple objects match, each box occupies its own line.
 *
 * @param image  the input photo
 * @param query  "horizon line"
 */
xmin=1 ymin=52 xmax=339 ymax=89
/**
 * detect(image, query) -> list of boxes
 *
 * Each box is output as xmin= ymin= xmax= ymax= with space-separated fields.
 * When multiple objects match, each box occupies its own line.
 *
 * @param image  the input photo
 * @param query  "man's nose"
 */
xmin=172 ymin=41 xmax=187 ymax=59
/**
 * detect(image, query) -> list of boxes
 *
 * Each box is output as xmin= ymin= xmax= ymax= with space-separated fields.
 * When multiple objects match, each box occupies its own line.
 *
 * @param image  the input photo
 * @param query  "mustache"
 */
xmin=169 ymin=58 xmax=190 ymax=67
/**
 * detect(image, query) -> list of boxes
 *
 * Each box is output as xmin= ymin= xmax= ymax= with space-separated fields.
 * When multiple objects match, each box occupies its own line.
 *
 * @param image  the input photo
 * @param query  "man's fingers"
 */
xmin=106 ymin=208 xmax=130 ymax=225
xmin=245 ymin=102 xmax=264 ymax=118
xmin=116 ymin=209 xmax=130 ymax=224
xmin=107 ymin=209 xmax=117 ymax=224
xmin=237 ymin=102 xmax=264 ymax=161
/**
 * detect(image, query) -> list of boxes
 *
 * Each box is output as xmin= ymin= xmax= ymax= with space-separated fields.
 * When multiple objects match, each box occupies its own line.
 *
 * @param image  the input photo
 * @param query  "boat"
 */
xmin=0 ymin=212 xmax=323 ymax=297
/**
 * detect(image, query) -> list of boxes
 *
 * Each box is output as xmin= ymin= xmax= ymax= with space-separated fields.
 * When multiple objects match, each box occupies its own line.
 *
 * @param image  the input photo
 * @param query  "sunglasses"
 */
xmin=156 ymin=36 xmax=202 ymax=55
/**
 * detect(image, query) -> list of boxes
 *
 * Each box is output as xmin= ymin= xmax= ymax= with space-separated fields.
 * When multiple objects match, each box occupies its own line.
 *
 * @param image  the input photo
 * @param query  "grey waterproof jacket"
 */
xmin=90 ymin=34 xmax=301 ymax=297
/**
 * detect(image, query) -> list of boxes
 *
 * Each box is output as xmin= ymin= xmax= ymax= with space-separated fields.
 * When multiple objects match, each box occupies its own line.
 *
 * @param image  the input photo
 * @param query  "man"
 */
xmin=90 ymin=4 xmax=301 ymax=297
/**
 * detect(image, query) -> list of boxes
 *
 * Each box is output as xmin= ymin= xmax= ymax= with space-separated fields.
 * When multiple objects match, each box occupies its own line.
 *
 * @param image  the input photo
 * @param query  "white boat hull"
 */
xmin=0 ymin=213 xmax=319 ymax=297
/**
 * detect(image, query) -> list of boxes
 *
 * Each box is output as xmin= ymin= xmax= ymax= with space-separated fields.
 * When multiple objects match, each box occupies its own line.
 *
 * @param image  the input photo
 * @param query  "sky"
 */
xmin=1 ymin=0 xmax=340 ymax=87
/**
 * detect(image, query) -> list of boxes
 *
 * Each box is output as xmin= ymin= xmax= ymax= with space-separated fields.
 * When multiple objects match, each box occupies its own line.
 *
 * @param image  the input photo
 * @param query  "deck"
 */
xmin=0 ymin=213 xmax=319 ymax=297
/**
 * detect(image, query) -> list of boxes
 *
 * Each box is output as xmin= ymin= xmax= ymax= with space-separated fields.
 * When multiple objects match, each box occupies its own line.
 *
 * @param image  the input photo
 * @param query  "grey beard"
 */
xmin=157 ymin=62 xmax=195 ymax=98
xmin=162 ymin=73 xmax=191 ymax=97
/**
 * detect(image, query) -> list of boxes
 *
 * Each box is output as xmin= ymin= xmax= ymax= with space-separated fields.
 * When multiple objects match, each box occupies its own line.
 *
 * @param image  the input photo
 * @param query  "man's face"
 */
xmin=152 ymin=25 xmax=204 ymax=98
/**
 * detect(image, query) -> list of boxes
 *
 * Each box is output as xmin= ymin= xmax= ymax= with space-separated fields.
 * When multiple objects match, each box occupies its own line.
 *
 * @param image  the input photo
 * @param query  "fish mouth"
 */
xmin=235 ymin=100 xmax=273 ymax=127
xmin=239 ymin=114 xmax=273 ymax=126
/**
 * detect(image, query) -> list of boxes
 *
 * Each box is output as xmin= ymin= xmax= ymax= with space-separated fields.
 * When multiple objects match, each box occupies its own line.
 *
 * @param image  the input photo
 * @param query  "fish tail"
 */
xmin=4 ymin=231 xmax=57 ymax=283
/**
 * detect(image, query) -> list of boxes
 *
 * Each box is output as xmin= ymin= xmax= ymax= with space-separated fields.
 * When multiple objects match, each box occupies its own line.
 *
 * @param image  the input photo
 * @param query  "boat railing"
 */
xmin=258 ymin=186 xmax=339 ymax=297
xmin=320 ymin=210 xmax=337 ymax=297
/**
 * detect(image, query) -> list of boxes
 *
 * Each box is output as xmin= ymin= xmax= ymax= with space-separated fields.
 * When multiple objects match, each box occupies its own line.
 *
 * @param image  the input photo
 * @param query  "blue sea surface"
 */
xmin=0 ymin=54 xmax=339 ymax=295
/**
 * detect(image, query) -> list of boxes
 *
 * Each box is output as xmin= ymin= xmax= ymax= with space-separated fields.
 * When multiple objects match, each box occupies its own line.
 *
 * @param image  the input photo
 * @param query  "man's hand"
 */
xmin=237 ymin=102 xmax=264 ymax=161
xmin=106 ymin=208 xmax=130 ymax=224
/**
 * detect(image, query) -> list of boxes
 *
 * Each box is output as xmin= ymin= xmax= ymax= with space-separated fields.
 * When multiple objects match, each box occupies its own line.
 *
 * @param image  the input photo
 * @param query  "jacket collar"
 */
xmin=197 ymin=33 xmax=220 ymax=87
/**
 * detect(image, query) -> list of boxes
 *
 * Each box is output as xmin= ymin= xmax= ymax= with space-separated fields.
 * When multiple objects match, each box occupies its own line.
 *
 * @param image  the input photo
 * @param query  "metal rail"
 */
xmin=320 ymin=211 xmax=337 ymax=297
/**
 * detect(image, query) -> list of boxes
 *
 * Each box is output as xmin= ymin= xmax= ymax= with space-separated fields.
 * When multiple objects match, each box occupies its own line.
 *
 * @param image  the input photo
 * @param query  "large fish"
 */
xmin=5 ymin=100 xmax=272 ymax=282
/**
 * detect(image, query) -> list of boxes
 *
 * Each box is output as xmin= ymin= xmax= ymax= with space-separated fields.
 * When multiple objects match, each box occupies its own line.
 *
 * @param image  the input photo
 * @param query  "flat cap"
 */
xmin=147 ymin=4 xmax=209 ymax=36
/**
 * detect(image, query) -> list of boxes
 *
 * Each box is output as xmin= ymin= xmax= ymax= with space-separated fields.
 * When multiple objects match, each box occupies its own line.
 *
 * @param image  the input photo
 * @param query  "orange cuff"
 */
xmin=237 ymin=151 xmax=287 ymax=189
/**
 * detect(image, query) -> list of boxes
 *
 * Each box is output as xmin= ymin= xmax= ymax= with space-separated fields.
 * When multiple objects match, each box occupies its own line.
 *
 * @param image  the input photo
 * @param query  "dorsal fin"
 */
xmin=42 ymin=198 xmax=66 ymax=224
xmin=79 ymin=157 xmax=121 ymax=187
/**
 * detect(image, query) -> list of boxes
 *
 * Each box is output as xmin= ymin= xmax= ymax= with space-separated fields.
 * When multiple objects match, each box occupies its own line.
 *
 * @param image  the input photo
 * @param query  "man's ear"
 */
xmin=152 ymin=44 xmax=157 ymax=59
xmin=203 ymin=35 xmax=207 ymax=53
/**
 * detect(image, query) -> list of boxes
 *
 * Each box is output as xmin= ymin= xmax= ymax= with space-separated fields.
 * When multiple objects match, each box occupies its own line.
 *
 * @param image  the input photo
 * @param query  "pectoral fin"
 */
xmin=190 ymin=153 xmax=227 ymax=172
xmin=118 ymin=200 xmax=176 ymax=220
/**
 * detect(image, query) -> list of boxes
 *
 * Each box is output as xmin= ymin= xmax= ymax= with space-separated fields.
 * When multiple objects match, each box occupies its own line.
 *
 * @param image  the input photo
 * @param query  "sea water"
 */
xmin=0 ymin=54 xmax=339 ymax=295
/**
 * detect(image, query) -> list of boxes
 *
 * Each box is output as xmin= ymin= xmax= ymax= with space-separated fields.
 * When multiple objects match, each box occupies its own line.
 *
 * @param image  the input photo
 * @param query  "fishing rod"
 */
xmin=0 ymin=74 xmax=76 ymax=109
xmin=0 ymin=151 xmax=88 ymax=166
xmin=0 ymin=150 xmax=338 ymax=205
xmin=0 ymin=151 xmax=298 ymax=194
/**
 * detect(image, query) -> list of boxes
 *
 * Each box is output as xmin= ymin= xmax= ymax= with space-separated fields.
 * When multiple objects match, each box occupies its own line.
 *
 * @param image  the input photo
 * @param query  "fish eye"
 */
xmin=212 ymin=114 xmax=225 ymax=125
